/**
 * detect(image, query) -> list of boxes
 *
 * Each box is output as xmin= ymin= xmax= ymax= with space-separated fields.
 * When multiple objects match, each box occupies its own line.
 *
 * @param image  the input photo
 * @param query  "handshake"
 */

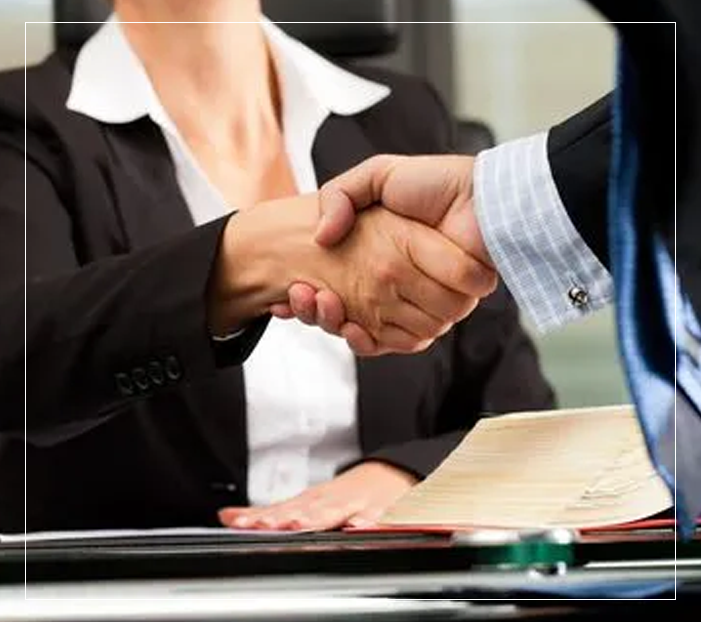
xmin=210 ymin=154 xmax=497 ymax=356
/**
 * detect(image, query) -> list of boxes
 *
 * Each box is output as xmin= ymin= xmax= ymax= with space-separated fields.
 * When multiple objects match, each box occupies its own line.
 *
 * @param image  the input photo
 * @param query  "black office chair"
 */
xmin=53 ymin=0 xmax=401 ymax=58
xmin=455 ymin=119 xmax=496 ymax=155
xmin=52 ymin=0 xmax=495 ymax=153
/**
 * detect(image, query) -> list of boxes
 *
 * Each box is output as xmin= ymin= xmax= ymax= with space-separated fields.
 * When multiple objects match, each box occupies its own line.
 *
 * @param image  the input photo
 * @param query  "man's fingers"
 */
xmin=384 ymin=296 xmax=449 ymax=342
xmin=316 ymin=155 xmax=398 ymax=247
xmin=343 ymin=321 xmax=433 ymax=356
xmin=398 ymin=274 xmax=478 ymax=327
xmin=407 ymin=225 xmax=497 ymax=299
xmin=286 ymin=282 xmax=456 ymax=347
xmin=340 ymin=323 xmax=382 ymax=356
xmin=376 ymin=324 xmax=434 ymax=354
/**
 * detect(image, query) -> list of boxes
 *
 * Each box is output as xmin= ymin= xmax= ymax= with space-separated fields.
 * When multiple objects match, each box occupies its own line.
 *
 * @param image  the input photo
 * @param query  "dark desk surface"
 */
xmin=1 ymin=529 xmax=700 ymax=621
xmin=1 ymin=528 xmax=696 ymax=583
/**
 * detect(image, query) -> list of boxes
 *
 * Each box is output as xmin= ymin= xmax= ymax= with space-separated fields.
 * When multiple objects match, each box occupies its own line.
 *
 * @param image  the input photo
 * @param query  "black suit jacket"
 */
xmin=0 ymin=49 xmax=554 ymax=532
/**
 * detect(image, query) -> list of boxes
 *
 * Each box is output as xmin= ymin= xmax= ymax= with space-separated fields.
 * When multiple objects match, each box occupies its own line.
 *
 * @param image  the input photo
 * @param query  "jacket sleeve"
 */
xmin=0 ymin=92 xmax=267 ymax=445
xmin=547 ymin=94 xmax=612 ymax=268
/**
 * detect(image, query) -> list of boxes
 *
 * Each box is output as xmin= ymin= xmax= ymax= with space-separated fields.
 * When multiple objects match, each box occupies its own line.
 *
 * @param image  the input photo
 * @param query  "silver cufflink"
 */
xmin=568 ymin=285 xmax=589 ymax=308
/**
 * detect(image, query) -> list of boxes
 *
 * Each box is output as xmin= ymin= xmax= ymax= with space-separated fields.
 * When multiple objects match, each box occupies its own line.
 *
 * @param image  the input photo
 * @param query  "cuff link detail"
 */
xmin=568 ymin=285 xmax=589 ymax=308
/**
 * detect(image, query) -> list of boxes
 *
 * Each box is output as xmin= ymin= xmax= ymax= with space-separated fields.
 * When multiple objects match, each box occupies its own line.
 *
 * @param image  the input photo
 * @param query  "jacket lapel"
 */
xmin=101 ymin=119 xmax=195 ymax=247
xmin=312 ymin=113 xmax=377 ymax=185
xmin=105 ymin=120 xmax=252 ymax=486
xmin=56 ymin=46 xmax=195 ymax=248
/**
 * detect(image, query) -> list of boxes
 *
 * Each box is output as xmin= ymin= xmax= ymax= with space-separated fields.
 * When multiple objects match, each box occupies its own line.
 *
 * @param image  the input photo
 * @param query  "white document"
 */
xmin=380 ymin=404 xmax=672 ymax=530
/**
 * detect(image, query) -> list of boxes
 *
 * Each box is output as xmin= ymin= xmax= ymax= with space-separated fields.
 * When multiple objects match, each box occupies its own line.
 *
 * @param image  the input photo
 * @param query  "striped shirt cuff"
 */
xmin=473 ymin=131 xmax=613 ymax=333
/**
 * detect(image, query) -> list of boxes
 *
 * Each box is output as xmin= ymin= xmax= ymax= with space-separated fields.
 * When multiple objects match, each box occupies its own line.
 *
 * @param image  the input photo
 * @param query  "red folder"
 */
xmin=344 ymin=518 xmax=700 ymax=536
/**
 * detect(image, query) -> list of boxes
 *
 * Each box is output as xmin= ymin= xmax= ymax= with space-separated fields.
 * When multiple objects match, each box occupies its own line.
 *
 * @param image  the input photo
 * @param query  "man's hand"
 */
xmin=217 ymin=461 xmax=417 ymax=531
xmin=270 ymin=155 xmax=496 ymax=355
xmin=209 ymin=193 xmax=492 ymax=353
xmin=317 ymin=155 xmax=485 ymax=253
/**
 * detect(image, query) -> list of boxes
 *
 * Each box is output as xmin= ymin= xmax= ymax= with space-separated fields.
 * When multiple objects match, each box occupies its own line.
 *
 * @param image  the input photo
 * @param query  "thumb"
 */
xmin=315 ymin=155 xmax=399 ymax=247
xmin=314 ymin=186 xmax=358 ymax=247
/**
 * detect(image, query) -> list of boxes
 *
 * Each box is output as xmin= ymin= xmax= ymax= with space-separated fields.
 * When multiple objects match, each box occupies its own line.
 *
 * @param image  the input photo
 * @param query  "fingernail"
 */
xmin=253 ymin=517 xmax=276 ymax=530
xmin=288 ymin=516 xmax=308 ymax=531
xmin=230 ymin=516 xmax=250 ymax=528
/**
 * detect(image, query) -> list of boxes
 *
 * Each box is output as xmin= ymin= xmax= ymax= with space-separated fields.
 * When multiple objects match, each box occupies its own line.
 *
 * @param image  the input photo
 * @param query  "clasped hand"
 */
xmin=210 ymin=154 xmax=494 ymax=355
xmin=269 ymin=154 xmax=497 ymax=355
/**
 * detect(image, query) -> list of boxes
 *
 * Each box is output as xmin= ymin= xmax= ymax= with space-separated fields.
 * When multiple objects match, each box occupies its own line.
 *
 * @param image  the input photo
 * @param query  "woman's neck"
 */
xmin=115 ymin=0 xmax=260 ymax=23
xmin=114 ymin=0 xmax=280 ymax=141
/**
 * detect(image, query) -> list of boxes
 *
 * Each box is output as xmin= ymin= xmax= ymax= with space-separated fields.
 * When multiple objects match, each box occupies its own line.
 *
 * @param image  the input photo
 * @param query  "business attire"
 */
xmin=0 ymin=18 xmax=554 ymax=532
xmin=474 ymin=11 xmax=701 ymax=533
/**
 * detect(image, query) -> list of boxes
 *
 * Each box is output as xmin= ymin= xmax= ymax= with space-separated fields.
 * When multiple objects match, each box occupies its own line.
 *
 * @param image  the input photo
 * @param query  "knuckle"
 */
xmin=409 ymin=338 xmax=435 ymax=354
xmin=438 ymin=322 xmax=454 ymax=337
xmin=374 ymin=260 xmax=399 ymax=287
xmin=288 ymin=516 xmax=310 ymax=530
xmin=450 ymin=258 xmax=477 ymax=291
xmin=319 ymin=179 xmax=334 ymax=197
xmin=472 ymin=266 xmax=498 ymax=297
xmin=396 ymin=336 xmax=429 ymax=354
xmin=417 ymin=318 xmax=443 ymax=341
xmin=483 ymin=270 xmax=499 ymax=295
xmin=369 ymin=153 xmax=393 ymax=170
xmin=451 ymin=297 xmax=478 ymax=323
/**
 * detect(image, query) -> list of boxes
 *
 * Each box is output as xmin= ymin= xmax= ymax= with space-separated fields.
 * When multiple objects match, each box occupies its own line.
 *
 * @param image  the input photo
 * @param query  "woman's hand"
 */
xmin=218 ymin=461 xmax=418 ymax=531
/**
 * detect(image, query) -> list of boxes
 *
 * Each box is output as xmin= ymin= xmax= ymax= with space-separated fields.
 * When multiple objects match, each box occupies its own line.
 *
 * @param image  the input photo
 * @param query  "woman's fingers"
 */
xmin=219 ymin=499 xmax=362 ymax=532
xmin=269 ymin=302 xmax=294 ymax=319
xmin=345 ymin=506 xmax=386 ymax=529
xmin=288 ymin=282 xmax=319 ymax=325
xmin=314 ymin=289 xmax=346 ymax=335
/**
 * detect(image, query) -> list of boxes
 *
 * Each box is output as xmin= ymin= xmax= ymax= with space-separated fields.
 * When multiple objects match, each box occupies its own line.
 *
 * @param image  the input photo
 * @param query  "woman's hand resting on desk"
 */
xmin=217 ymin=461 xmax=417 ymax=531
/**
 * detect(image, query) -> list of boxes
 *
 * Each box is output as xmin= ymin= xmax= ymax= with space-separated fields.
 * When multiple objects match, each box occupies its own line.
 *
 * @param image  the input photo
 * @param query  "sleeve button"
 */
xmin=132 ymin=366 xmax=150 ymax=391
xmin=148 ymin=361 xmax=165 ymax=386
xmin=115 ymin=372 xmax=134 ymax=397
xmin=164 ymin=355 xmax=183 ymax=381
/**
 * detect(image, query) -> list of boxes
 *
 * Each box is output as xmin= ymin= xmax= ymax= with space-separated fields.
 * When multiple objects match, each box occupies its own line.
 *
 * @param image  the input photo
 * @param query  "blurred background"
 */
xmin=2 ymin=0 xmax=629 ymax=409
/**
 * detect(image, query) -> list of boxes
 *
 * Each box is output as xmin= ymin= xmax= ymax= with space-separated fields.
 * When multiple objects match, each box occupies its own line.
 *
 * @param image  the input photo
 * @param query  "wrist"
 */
xmin=207 ymin=196 xmax=326 ymax=335
xmin=465 ymin=197 xmax=495 ymax=271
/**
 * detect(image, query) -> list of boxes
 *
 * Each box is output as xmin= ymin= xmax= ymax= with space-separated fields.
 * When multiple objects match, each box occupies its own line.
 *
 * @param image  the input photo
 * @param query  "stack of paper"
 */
xmin=378 ymin=405 xmax=672 ymax=530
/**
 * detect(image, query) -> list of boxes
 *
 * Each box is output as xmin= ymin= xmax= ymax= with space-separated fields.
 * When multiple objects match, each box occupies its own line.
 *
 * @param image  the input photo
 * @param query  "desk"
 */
xmin=1 ymin=530 xmax=699 ymax=620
